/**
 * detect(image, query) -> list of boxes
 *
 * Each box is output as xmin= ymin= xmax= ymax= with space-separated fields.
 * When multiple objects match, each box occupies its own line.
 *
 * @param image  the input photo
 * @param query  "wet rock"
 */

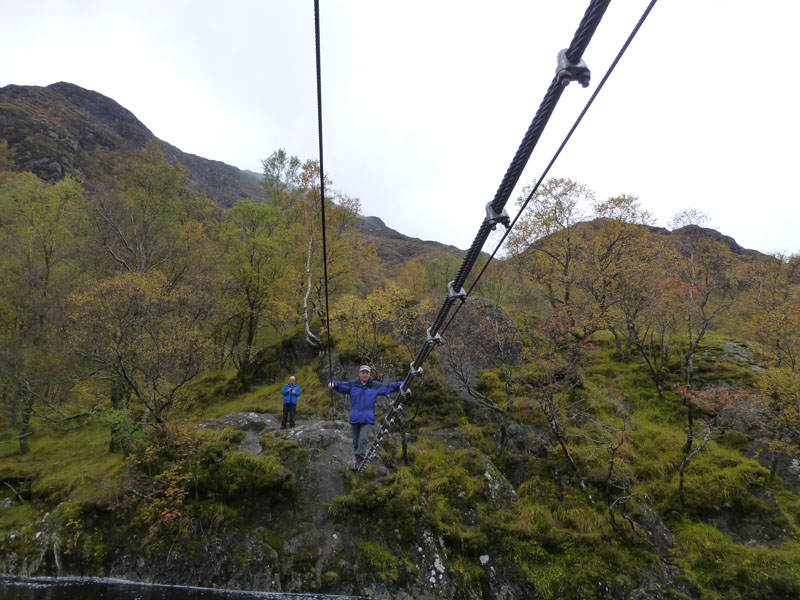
xmin=630 ymin=504 xmax=674 ymax=556
xmin=626 ymin=563 xmax=699 ymax=600
xmin=200 ymin=411 xmax=276 ymax=433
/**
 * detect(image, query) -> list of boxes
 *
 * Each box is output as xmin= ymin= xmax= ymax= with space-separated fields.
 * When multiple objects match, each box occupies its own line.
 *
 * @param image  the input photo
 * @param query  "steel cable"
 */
xmin=314 ymin=0 xmax=335 ymax=387
xmin=441 ymin=0 xmax=660 ymax=338
xmin=356 ymin=0 xmax=615 ymax=472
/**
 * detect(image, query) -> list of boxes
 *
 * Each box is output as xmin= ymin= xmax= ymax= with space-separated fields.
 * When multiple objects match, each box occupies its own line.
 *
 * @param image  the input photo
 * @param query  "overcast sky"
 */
xmin=2 ymin=1 xmax=798 ymax=255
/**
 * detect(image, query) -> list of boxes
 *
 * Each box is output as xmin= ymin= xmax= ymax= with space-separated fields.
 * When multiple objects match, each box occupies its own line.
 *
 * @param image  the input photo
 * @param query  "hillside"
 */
xmin=0 ymin=82 xmax=260 ymax=206
xmin=2 ymin=83 xmax=800 ymax=600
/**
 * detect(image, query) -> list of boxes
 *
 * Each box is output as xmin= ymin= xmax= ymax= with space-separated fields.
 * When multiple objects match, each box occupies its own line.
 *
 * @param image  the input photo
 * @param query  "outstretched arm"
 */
xmin=329 ymin=381 xmax=351 ymax=393
xmin=376 ymin=381 xmax=403 ymax=395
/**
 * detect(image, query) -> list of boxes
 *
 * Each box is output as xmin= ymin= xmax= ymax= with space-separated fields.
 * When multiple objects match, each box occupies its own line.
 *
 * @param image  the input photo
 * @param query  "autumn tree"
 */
xmin=261 ymin=148 xmax=301 ymax=202
xmin=332 ymin=283 xmax=430 ymax=373
xmin=517 ymin=310 xmax=596 ymax=505
xmin=87 ymin=139 xmax=212 ymax=284
xmin=216 ymin=198 xmax=294 ymax=388
xmin=669 ymin=235 xmax=743 ymax=453
xmin=0 ymin=172 xmax=85 ymax=453
xmin=673 ymin=385 xmax=755 ymax=506
xmin=745 ymin=254 xmax=800 ymax=478
xmin=69 ymin=270 xmax=215 ymax=425
xmin=748 ymin=253 xmax=800 ymax=372
xmin=614 ymin=236 xmax=682 ymax=398
xmin=676 ymin=236 xmax=740 ymax=385
xmin=440 ymin=300 xmax=522 ymax=413
xmin=262 ymin=151 xmax=376 ymax=349
xmin=668 ymin=207 xmax=710 ymax=230
xmin=79 ymin=142 xmax=218 ymax=440
xmin=507 ymin=179 xmax=655 ymax=345
xmin=756 ymin=368 xmax=800 ymax=480
xmin=575 ymin=194 xmax=655 ymax=355
xmin=394 ymin=260 xmax=428 ymax=301
xmin=506 ymin=178 xmax=591 ymax=324
xmin=574 ymin=391 xmax=639 ymax=527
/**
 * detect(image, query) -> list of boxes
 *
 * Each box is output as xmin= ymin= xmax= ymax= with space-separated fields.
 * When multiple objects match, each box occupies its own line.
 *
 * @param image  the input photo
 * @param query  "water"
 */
xmin=0 ymin=577 xmax=368 ymax=600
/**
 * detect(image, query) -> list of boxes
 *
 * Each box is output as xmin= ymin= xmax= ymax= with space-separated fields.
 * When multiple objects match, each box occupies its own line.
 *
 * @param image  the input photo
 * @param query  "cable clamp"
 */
xmin=409 ymin=361 xmax=424 ymax=376
xmin=485 ymin=202 xmax=510 ymax=230
xmin=556 ymin=49 xmax=590 ymax=88
xmin=447 ymin=280 xmax=467 ymax=301
xmin=426 ymin=328 xmax=443 ymax=346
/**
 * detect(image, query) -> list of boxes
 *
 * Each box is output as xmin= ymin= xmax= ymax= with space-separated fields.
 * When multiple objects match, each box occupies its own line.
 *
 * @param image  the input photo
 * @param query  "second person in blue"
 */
xmin=281 ymin=375 xmax=301 ymax=429
xmin=329 ymin=365 xmax=403 ymax=470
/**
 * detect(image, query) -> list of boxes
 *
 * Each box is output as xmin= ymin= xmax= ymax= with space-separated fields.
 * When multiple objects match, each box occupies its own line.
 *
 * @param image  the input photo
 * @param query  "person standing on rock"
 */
xmin=328 ymin=365 xmax=403 ymax=469
xmin=281 ymin=375 xmax=301 ymax=429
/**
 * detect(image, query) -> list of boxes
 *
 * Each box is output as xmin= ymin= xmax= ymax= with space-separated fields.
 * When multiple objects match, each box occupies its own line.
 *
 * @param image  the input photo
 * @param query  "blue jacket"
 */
xmin=281 ymin=383 xmax=301 ymax=404
xmin=331 ymin=378 xmax=403 ymax=424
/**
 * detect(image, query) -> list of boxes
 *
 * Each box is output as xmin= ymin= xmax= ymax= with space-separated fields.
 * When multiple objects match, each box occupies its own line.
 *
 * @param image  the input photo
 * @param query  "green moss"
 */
xmin=675 ymin=521 xmax=800 ymax=599
xmin=199 ymin=451 xmax=295 ymax=498
xmin=475 ymin=369 xmax=508 ymax=405
xmin=460 ymin=418 xmax=498 ymax=454
xmin=357 ymin=538 xmax=404 ymax=582
xmin=0 ymin=423 xmax=124 ymax=506
xmin=321 ymin=570 xmax=340 ymax=586
xmin=717 ymin=430 xmax=751 ymax=451
xmin=259 ymin=435 xmax=310 ymax=467
xmin=775 ymin=489 xmax=800 ymax=531
xmin=0 ymin=501 xmax=39 ymax=537
xmin=449 ymin=555 xmax=483 ymax=593
xmin=664 ymin=448 xmax=770 ymax=514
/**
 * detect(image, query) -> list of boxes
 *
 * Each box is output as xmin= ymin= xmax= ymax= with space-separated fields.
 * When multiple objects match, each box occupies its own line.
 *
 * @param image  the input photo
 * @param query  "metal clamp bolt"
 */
xmin=556 ymin=49 xmax=590 ymax=88
xmin=485 ymin=202 xmax=510 ymax=230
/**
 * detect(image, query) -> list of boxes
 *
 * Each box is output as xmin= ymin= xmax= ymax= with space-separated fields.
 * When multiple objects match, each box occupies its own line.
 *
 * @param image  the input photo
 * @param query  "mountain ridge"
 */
xmin=0 ymin=82 xmax=766 ymax=264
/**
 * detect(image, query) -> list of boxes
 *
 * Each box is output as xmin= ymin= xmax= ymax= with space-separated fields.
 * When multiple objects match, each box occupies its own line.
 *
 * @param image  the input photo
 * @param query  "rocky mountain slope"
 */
xmin=0 ymin=82 xmax=261 ymax=206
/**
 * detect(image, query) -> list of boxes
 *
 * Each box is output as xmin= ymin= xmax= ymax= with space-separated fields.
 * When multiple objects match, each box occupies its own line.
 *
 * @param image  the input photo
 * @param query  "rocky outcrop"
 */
xmin=355 ymin=215 xmax=468 ymax=267
xmin=668 ymin=224 xmax=764 ymax=257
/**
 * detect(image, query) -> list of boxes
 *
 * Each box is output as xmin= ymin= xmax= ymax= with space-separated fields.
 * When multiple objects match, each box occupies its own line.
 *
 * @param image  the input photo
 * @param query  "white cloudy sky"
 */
xmin=2 ymin=1 xmax=798 ymax=255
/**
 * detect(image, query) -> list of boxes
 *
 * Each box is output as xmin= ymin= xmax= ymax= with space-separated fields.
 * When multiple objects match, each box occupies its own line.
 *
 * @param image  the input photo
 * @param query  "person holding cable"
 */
xmin=329 ymin=365 xmax=403 ymax=469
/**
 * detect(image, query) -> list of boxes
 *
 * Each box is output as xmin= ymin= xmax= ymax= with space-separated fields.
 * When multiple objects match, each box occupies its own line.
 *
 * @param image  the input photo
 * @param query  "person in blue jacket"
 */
xmin=281 ymin=375 xmax=301 ymax=429
xmin=328 ymin=365 xmax=403 ymax=468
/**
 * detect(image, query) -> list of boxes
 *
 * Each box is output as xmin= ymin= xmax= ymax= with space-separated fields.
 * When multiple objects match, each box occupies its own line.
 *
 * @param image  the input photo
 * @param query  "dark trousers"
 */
xmin=351 ymin=423 xmax=372 ymax=463
xmin=281 ymin=403 xmax=296 ymax=428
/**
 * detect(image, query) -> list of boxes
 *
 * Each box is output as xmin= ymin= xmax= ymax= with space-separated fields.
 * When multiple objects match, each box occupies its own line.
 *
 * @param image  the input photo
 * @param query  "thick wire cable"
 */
xmin=430 ymin=0 xmax=611 ymax=338
xmin=314 ymin=0 xmax=335 ymax=384
xmin=356 ymin=0 xmax=613 ymax=473
xmin=441 ymin=0 xmax=660 ymax=337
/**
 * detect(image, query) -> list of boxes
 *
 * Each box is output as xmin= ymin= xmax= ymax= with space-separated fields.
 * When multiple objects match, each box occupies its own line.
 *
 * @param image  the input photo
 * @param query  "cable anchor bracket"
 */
xmin=556 ymin=49 xmax=590 ymax=88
